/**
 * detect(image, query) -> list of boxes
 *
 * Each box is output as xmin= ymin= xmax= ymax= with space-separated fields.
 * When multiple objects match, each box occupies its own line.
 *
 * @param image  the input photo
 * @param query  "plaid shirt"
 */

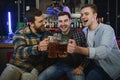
xmin=10 ymin=26 xmax=52 ymax=72
xmin=57 ymin=29 xmax=89 ymax=68
xmin=70 ymin=29 xmax=90 ymax=68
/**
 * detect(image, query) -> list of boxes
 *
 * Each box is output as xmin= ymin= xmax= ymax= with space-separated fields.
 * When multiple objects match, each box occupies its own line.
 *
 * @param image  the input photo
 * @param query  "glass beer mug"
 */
xmin=57 ymin=40 xmax=68 ymax=57
xmin=48 ymin=33 xmax=68 ymax=58
xmin=48 ymin=35 xmax=58 ymax=58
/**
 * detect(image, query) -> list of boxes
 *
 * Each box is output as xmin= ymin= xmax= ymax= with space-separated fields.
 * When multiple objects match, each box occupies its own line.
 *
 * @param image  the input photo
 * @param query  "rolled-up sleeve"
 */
xmin=89 ymin=47 xmax=95 ymax=58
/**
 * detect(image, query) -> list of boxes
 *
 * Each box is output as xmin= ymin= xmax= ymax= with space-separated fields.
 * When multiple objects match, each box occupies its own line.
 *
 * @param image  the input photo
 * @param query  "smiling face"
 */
xmin=58 ymin=15 xmax=71 ymax=34
xmin=30 ymin=14 xmax=45 ymax=33
xmin=80 ymin=7 xmax=97 ymax=27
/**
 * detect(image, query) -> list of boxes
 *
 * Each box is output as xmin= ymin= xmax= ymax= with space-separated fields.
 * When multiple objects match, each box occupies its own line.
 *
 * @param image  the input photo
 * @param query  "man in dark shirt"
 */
xmin=38 ymin=12 xmax=89 ymax=80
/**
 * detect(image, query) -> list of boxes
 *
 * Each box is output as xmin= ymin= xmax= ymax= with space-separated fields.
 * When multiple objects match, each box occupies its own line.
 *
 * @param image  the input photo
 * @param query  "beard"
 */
xmin=34 ymin=25 xmax=45 ymax=33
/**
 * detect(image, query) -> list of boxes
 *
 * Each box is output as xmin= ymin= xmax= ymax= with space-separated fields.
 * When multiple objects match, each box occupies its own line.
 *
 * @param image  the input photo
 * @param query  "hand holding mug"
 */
xmin=67 ymin=39 xmax=76 ymax=54
xmin=38 ymin=38 xmax=49 ymax=51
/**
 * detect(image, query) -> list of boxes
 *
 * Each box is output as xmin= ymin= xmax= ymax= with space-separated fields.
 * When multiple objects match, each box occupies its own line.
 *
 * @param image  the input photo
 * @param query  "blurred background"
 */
xmin=0 ymin=0 xmax=120 ymax=39
xmin=0 ymin=0 xmax=120 ymax=75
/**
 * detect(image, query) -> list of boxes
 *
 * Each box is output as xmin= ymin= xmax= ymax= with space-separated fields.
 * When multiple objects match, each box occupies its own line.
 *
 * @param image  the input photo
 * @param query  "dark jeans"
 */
xmin=86 ymin=66 xmax=113 ymax=80
xmin=38 ymin=63 xmax=84 ymax=80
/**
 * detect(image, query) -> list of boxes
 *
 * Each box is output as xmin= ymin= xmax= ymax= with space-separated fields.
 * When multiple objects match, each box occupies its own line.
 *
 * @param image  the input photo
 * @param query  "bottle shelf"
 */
xmin=44 ymin=14 xmax=83 ymax=31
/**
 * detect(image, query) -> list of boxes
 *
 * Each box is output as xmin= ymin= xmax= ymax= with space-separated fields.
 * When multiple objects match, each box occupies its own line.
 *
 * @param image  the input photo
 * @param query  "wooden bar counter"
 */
xmin=0 ymin=40 xmax=13 ymax=74
xmin=0 ymin=42 xmax=13 ymax=48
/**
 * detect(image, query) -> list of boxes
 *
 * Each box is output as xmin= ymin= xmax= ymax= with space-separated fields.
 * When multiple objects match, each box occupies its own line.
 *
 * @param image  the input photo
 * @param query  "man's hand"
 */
xmin=67 ymin=39 xmax=76 ymax=54
xmin=38 ymin=38 xmax=49 ymax=51
xmin=72 ymin=66 xmax=84 ymax=75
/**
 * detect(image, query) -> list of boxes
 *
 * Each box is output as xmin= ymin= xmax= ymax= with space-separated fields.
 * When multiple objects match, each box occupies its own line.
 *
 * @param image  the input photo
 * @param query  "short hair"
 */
xmin=57 ymin=11 xmax=71 ymax=19
xmin=80 ymin=4 xmax=98 ymax=14
xmin=26 ymin=8 xmax=42 ymax=23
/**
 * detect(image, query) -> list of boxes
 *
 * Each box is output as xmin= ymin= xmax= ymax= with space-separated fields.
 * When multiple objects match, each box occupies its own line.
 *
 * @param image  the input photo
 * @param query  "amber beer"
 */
xmin=58 ymin=42 xmax=68 ymax=57
xmin=47 ymin=34 xmax=68 ymax=58
xmin=48 ymin=42 xmax=68 ymax=58
xmin=48 ymin=42 xmax=58 ymax=58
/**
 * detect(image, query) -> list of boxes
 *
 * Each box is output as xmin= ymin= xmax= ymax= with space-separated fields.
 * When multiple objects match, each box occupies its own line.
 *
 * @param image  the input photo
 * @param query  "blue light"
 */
xmin=8 ymin=12 xmax=13 ymax=34
xmin=8 ymin=12 xmax=14 ymax=40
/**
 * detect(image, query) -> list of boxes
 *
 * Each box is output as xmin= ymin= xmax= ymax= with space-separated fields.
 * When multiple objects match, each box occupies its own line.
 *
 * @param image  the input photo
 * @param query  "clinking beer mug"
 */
xmin=48 ymin=33 xmax=68 ymax=58
xmin=48 ymin=35 xmax=58 ymax=58
xmin=57 ymin=40 xmax=68 ymax=57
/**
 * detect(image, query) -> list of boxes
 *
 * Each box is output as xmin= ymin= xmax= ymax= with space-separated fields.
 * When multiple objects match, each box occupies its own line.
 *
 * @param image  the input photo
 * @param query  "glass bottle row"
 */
xmin=44 ymin=15 xmax=82 ymax=29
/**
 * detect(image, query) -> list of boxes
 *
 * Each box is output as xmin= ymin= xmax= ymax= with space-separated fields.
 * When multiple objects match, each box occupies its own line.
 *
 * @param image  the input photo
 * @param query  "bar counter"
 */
xmin=0 ymin=43 xmax=13 ymax=48
xmin=0 ymin=40 xmax=13 ymax=75
xmin=0 ymin=40 xmax=13 ymax=48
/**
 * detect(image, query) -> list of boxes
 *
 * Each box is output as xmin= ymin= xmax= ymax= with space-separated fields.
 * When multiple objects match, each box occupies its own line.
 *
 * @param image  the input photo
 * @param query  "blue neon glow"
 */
xmin=8 ymin=12 xmax=13 ymax=34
